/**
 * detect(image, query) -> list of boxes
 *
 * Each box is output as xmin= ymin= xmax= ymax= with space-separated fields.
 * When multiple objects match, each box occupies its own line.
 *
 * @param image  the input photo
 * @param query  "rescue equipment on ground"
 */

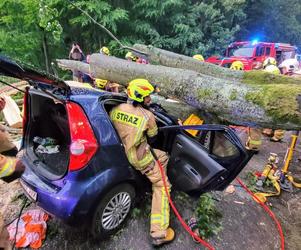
xmin=253 ymin=131 xmax=301 ymax=203
xmin=152 ymin=124 xmax=285 ymax=250
xmin=236 ymin=178 xmax=285 ymax=250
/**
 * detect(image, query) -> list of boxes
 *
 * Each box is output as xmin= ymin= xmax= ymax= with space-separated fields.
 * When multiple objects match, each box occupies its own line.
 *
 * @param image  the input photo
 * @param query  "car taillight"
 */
xmin=66 ymin=102 xmax=98 ymax=171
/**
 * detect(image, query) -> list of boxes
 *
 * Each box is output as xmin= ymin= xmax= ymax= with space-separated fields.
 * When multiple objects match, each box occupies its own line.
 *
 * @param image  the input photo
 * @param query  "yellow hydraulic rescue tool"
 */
xmin=282 ymin=132 xmax=301 ymax=189
xmin=254 ymin=131 xmax=301 ymax=203
xmin=254 ymin=153 xmax=281 ymax=203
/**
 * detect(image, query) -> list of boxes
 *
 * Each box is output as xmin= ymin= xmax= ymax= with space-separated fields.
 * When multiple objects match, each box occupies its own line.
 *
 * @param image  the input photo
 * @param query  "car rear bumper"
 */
xmin=20 ymin=162 xmax=87 ymax=227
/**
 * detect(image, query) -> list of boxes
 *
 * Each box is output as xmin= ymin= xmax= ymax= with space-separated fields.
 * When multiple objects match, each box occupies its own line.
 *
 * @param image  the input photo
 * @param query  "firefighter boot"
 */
xmin=152 ymin=227 xmax=175 ymax=246
xmin=271 ymin=129 xmax=285 ymax=142
xmin=262 ymin=128 xmax=273 ymax=137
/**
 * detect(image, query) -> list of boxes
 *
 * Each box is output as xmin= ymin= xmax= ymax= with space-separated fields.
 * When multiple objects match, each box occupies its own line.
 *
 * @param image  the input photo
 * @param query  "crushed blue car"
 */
xmin=0 ymin=56 xmax=252 ymax=239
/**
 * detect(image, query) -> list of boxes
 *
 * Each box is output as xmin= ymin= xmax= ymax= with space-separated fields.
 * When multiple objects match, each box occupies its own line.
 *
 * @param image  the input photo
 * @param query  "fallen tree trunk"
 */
xmin=57 ymin=54 xmax=301 ymax=130
xmin=133 ymin=44 xmax=301 ymax=86
xmin=133 ymin=44 xmax=243 ymax=80
xmin=151 ymin=95 xmax=216 ymax=123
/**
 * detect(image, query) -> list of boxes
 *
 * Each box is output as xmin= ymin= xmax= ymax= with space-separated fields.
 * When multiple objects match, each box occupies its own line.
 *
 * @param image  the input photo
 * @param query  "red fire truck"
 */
xmin=206 ymin=41 xmax=297 ymax=70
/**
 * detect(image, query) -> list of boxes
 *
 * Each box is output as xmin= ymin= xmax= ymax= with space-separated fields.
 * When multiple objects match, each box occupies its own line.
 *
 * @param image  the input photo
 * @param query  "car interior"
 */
xmin=27 ymin=92 xmax=70 ymax=177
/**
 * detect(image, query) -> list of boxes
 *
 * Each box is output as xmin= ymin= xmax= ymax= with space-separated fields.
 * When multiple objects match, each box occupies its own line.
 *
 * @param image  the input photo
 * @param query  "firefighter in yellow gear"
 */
xmin=230 ymin=61 xmax=244 ymax=70
xmin=94 ymin=78 xmax=119 ymax=93
xmin=261 ymin=58 xmax=284 ymax=141
xmin=0 ymin=97 xmax=24 ymax=249
xmin=100 ymin=46 xmax=110 ymax=56
xmin=229 ymin=63 xmax=262 ymax=151
xmin=263 ymin=57 xmax=281 ymax=74
xmin=95 ymin=48 xmax=120 ymax=92
xmin=97 ymin=47 xmax=110 ymax=90
xmin=110 ymin=79 xmax=175 ymax=246
xmin=0 ymin=152 xmax=20 ymax=250
xmin=125 ymin=51 xmax=138 ymax=62
xmin=94 ymin=79 xmax=108 ymax=89
xmin=192 ymin=54 xmax=205 ymax=62
xmin=245 ymin=127 xmax=262 ymax=151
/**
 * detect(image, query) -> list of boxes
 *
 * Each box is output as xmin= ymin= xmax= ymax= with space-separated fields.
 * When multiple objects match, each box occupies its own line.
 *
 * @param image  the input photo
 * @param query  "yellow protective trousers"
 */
xmin=246 ymin=128 xmax=262 ymax=151
xmin=144 ymin=149 xmax=171 ymax=239
xmin=0 ymin=154 xmax=16 ymax=178
xmin=0 ymin=124 xmax=16 ymax=153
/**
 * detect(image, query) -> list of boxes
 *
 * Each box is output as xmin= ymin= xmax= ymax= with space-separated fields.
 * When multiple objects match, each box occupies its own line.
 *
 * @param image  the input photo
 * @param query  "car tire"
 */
xmin=91 ymin=183 xmax=135 ymax=239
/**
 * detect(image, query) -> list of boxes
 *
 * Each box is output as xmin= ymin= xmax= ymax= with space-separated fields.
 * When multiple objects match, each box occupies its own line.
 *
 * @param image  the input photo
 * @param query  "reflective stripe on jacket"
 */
xmin=0 ymin=154 xmax=16 ymax=178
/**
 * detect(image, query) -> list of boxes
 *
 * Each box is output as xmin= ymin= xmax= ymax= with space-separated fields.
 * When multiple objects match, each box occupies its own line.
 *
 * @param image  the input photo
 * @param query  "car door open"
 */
xmin=160 ymin=125 xmax=252 ymax=196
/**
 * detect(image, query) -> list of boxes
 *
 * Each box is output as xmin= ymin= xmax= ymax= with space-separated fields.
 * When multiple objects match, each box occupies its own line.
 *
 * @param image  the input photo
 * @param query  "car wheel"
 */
xmin=91 ymin=183 xmax=135 ymax=239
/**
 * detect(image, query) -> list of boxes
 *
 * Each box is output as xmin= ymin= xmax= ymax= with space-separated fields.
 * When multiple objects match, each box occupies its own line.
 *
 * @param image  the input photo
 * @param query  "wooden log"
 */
xmin=57 ymin=55 xmax=301 ymax=130
xmin=151 ymin=95 xmax=216 ymax=122
xmin=133 ymin=44 xmax=243 ymax=80
xmin=0 ymin=81 xmax=28 ymax=96
xmin=133 ymin=44 xmax=301 ymax=85
xmin=1 ymin=95 xmax=22 ymax=128
xmin=0 ymin=123 xmax=22 ymax=134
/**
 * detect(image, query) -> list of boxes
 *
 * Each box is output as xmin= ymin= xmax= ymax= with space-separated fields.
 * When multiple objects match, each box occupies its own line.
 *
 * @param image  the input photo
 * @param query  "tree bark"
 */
xmin=151 ymin=95 xmax=216 ymax=123
xmin=133 ymin=44 xmax=301 ymax=86
xmin=57 ymin=54 xmax=301 ymax=130
xmin=133 ymin=44 xmax=243 ymax=80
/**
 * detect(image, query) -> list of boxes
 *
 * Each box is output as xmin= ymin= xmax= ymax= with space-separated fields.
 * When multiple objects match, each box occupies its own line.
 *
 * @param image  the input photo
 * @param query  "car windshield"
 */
xmin=227 ymin=44 xmax=254 ymax=57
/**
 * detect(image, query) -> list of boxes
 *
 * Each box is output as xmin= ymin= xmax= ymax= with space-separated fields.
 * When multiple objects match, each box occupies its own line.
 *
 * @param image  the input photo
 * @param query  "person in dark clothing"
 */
xmin=69 ymin=43 xmax=85 ymax=81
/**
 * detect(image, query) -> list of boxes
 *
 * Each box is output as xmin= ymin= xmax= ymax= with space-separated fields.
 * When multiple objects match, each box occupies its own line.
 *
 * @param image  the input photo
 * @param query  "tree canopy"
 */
xmin=1 ymin=0 xmax=301 ymax=72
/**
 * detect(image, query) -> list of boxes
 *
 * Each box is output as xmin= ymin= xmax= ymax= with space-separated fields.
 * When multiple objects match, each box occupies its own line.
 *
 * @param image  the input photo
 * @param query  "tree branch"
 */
xmin=67 ymin=0 xmax=148 ymax=55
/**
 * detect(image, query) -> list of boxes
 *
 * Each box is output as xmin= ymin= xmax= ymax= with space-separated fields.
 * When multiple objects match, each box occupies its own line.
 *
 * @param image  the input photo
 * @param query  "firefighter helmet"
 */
xmin=127 ymin=79 xmax=154 ymax=103
xmin=263 ymin=57 xmax=277 ymax=68
xmin=100 ymin=46 xmax=110 ymax=55
xmin=95 ymin=79 xmax=108 ymax=89
xmin=193 ymin=54 xmax=205 ymax=62
xmin=125 ymin=52 xmax=138 ymax=61
xmin=230 ymin=61 xmax=244 ymax=70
